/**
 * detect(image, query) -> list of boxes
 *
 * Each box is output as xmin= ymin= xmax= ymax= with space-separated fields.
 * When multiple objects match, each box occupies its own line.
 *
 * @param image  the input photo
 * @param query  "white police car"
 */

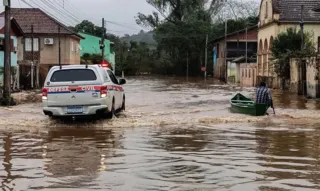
xmin=42 ymin=64 xmax=126 ymax=118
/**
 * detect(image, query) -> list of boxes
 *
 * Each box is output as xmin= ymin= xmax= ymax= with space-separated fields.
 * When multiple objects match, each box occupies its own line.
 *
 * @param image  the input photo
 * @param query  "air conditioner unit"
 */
xmin=44 ymin=38 xmax=54 ymax=45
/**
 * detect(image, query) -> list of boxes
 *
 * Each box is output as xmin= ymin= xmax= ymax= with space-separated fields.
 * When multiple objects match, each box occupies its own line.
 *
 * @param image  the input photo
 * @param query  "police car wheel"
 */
xmin=121 ymin=97 xmax=125 ymax=111
xmin=105 ymin=99 xmax=115 ymax=119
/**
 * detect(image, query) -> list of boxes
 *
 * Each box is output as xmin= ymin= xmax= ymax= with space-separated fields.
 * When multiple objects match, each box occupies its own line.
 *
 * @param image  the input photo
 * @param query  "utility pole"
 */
xmin=31 ymin=25 xmax=34 ymax=88
xmin=299 ymin=5 xmax=305 ymax=95
xmin=300 ymin=5 xmax=304 ymax=51
xmin=3 ymin=0 xmax=11 ymax=102
xmin=100 ymin=18 xmax=105 ymax=61
xmin=245 ymin=27 xmax=248 ymax=64
xmin=58 ymin=25 xmax=61 ymax=68
xmin=224 ymin=20 xmax=228 ymax=83
xmin=204 ymin=34 xmax=208 ymax=80
xmin=186 ymin=51 xmax=189 ymax=80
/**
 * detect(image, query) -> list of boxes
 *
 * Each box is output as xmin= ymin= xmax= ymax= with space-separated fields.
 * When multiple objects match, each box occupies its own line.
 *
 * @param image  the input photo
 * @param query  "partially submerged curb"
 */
xmin=11 ymin=90 xmax=42 ymax=105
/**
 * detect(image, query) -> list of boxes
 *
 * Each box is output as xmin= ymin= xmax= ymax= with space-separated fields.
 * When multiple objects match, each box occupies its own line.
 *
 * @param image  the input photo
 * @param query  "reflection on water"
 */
xmin=272 ymin=90 xmax=320 ymax=110
xmin=0 ymin=76 xmax=320 ymax=190
xmin=1 ymin=124 xmax=320 ymax=190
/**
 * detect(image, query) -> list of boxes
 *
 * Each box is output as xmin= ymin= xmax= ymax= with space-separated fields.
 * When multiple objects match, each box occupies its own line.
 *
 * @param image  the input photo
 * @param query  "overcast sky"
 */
xmin=1 ymin=0 xmax=261 ymax=36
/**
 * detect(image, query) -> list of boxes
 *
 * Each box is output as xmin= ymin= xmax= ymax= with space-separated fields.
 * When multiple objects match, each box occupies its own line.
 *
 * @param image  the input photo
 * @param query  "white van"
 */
xmin=42 ymin=64 xmax=126 ymax=118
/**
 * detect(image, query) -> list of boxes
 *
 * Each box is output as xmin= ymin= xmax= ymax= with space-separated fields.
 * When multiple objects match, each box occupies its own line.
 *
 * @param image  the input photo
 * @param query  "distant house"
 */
xmin=0 ymin=17 xmax=24 ymax=87
xmin=79 ymin=32 xmax=115 ymax=71
xmin=258 ymin=0 xmax=320 ymax=97
xmin=0 ymin=8 xmax=85 ymax=88
xmin=211 ymin=26 xmax=258 ymax=85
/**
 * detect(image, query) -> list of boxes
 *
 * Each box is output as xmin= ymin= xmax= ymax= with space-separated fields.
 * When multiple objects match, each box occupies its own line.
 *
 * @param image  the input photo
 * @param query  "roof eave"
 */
xmin=278 ymin=20 xmax=320 ymax=24
xmin=210 ymin=25 xmax=258 ymax=44
xmin=11 ymin=18 xmax=24 ymax=36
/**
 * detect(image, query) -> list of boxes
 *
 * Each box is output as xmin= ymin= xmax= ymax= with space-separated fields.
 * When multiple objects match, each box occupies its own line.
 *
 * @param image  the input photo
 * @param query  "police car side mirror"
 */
xmin=119 ymin=78 xmax=126 ymax=85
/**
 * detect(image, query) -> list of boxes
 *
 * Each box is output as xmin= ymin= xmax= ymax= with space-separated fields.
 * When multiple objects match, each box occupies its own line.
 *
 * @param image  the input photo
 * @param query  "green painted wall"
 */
xmin=79 ymin=32 xmax=112 ymax=61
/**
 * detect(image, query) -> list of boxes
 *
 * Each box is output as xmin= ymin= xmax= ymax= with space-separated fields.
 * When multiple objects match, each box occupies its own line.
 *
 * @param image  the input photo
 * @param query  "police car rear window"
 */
xmin=50 ymin=69 xmax=97 ymax=82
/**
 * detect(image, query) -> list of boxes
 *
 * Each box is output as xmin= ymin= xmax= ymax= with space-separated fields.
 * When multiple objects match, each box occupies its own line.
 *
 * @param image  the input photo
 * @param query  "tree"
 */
xmin=135 ymin=0 xmax=259 ymax=76
xmin=271 ymin=27 xmax=316 ymax=79
xmin=74 ymin=20 xmax=104 ymax=36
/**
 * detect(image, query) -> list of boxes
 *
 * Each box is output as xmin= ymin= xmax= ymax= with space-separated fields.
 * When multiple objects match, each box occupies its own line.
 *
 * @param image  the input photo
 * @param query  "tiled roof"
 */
xmin=0 ymin=8 xmax=83 ymax=38
xmin=273 ymin=0 xmax=320 ymax=22
xmin=313 ymin=4 xmax=320 ymax=12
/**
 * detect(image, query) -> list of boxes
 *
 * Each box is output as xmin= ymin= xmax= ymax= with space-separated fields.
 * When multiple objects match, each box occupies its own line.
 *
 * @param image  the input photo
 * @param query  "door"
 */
xmin=302 ymin=61 xmax=307 ymax=96
xmin=107 ymin=70 xmax=122 ymax=109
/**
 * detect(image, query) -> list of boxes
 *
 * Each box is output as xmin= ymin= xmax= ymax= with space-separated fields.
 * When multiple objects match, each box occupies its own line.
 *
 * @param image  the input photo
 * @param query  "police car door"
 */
xmin=107 ymin=70 xmax=121 ymax=109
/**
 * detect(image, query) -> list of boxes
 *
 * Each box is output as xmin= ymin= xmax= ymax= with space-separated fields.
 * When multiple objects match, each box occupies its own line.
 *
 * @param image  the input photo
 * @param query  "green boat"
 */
xmin=230 ymin=93 xmax=269 ymax=116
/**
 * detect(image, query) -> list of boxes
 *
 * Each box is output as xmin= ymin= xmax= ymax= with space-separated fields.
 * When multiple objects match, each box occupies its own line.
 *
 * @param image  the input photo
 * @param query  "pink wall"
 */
xmin=240 ymin=64 xmax=257 ymax=87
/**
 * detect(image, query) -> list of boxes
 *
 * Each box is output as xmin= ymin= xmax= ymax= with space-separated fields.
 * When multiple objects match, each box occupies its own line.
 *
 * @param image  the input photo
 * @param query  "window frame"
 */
xmin=24 ymin=37 xmax=39 ymax=51
xmin=50 ymin=69 xmax=97 ymax=82
xmin=265 ymin=2 xmax=268 ymax=18
xmin=107 ymin=70 xmax=119 ymax=85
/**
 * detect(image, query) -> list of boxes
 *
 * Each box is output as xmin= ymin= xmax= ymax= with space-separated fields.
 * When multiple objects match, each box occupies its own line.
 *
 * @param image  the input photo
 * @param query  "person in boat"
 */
xmin=256 ymin=81 xmax=273 ymax=114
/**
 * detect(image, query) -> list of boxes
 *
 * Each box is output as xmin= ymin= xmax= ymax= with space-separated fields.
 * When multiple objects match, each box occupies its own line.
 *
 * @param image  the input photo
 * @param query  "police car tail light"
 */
xmin=42 ymin=88 xmax=48 ymax=100
xmin=100 ymin=86 xmax=107 ymax=98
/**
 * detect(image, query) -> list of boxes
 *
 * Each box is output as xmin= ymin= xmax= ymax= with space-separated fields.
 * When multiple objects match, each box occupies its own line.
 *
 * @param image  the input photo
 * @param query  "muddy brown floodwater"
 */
xmin=1 ymin=76 xmax=320 ymax=191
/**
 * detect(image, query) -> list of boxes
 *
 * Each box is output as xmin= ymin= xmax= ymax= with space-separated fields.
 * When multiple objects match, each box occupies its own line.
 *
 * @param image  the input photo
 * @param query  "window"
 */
xmin=107 ymin=70 xmax=119 ymax=84
xmin=71 ymin=41 xmax=74 ymax=52
xmin=265 ymin=2 xmax=268 ymax=18
xmin=242 ymin=69 xmax=244 ymax=77
xmin=249 ymin=69 xmax=251 ymax=78
xmin=50 ymin=69 xmax=97 ymax=82
xmin=25 ymin=38 xmax=39 ymax=51
xmin=245 ymin=69 xmax=247 ymax=78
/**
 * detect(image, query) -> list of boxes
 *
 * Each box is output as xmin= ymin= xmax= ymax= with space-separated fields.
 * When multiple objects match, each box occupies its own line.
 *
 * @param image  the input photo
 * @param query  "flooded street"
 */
xmin=1 ymin=77 xmax=320 ymax=190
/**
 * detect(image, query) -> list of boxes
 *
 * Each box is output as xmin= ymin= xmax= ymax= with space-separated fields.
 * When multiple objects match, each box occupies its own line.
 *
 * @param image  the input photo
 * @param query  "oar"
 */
xmin=271 ymin=100 xmax=275 ymax=115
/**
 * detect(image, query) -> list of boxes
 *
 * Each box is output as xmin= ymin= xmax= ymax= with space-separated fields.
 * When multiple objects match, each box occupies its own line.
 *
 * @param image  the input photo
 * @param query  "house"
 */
xmin=0 ymin=17 xmax=24 ymax=88
xmin=257 ymin=0 xmax=320 ymax=97
xmin=0 ymin=8 xmax=84 ymax=88
xmin=211 ymin=26 xmax=258 ymax=85
xmin=79 ymin=32 xmax=115 ymax=71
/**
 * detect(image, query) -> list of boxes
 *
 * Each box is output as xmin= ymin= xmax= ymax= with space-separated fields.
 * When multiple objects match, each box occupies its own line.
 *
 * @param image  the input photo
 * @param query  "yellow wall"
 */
xmin=306 ymin=58 xmax=318 ymax=98
xmin=258 ymin=0 xmax=320 ymax=78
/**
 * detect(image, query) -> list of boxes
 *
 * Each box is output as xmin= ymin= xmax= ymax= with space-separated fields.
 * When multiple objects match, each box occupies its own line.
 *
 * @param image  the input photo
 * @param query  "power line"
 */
xmin=42 ymin=0 xmax=80 ymax=23
xmin=105 ymin=20 xmax=140 ymax=31
xmin=23 ymin=0 xmax=147 ymax=33
xmin=55 ymin=0 xmax=143 ymax=31
xmin=21 ymin=0 xmax=75 ymax=26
